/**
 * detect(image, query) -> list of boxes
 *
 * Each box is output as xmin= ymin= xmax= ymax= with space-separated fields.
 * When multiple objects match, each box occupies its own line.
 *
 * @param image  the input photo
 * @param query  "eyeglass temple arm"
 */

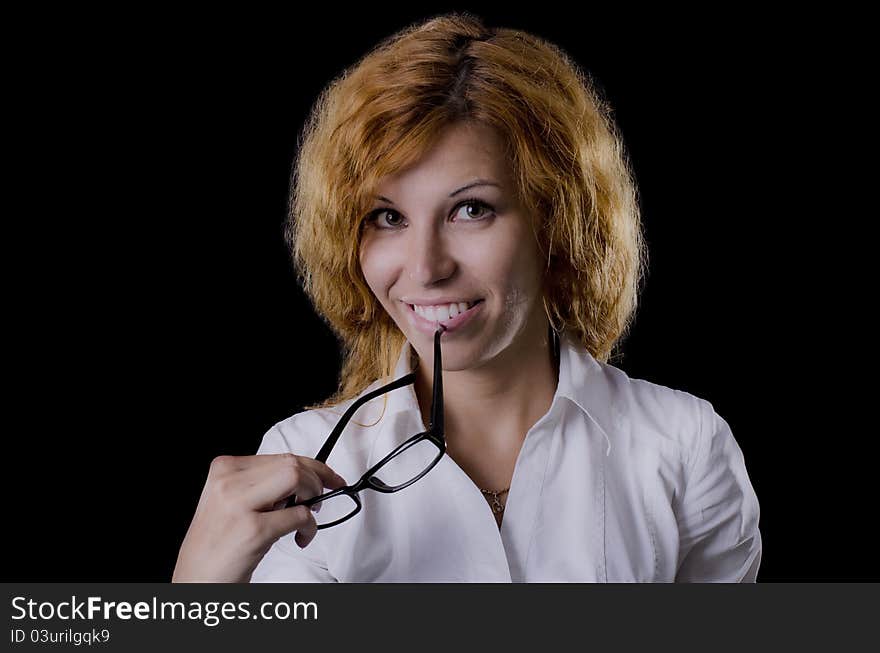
xmin=314 ymin=372 xmax=417 ymax=463
xmin=429 ymin=326 xmax=444 ymax=436
xmin=315 ymin=326 xmax=444 ymax=463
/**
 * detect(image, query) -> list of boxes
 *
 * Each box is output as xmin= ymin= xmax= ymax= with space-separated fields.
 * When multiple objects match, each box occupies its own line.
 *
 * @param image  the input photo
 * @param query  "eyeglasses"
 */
xmin=285 ymin=326 xmax=446 ymax=529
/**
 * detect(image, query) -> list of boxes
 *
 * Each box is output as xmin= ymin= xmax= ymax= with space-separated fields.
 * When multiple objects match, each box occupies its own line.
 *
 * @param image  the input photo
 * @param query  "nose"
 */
xmin=406 ymin=222 xmax=456 ymax=285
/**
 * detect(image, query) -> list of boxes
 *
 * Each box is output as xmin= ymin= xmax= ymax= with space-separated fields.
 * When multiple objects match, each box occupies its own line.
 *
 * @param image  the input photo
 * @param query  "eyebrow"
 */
xmin=375 ymin=180 xmax=500 ymax=205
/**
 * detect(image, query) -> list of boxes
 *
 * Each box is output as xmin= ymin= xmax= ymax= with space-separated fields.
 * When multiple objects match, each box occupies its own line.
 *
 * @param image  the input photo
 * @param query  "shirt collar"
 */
xmin=376 ymin=331 xmax=615 ymax=456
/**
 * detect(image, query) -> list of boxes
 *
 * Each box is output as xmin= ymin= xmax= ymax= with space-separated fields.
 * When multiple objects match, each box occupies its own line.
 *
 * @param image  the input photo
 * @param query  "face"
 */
xmin=358 ymin=121 xmax=547 ymax=372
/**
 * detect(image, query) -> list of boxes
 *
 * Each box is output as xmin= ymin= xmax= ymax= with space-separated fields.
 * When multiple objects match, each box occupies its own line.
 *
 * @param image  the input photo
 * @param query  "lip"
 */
xmin=404 ymin=299 xmax=484 ymax=335
xmin=404 ymin=296 xmax=481 ymax=306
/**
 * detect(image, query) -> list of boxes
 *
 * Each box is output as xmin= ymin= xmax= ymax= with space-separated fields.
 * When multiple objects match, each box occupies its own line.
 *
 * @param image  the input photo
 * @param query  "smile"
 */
xmin=404 ymin=299 xmax=485 ymax=335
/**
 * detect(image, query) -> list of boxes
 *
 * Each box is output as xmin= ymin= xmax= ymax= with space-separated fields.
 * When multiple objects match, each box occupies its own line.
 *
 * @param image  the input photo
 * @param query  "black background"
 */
xmin=6 ymin=6 xmax=872 ymax=581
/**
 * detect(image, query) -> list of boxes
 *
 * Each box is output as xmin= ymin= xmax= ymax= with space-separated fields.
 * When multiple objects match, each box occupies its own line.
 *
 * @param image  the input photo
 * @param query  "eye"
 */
xmin=363 ymin=209 xmax=405 ymax=230
xmin=453 ymin=199 xmax=495 ymax=222
xmin=362 ymin=198 xmax=495 ymax=230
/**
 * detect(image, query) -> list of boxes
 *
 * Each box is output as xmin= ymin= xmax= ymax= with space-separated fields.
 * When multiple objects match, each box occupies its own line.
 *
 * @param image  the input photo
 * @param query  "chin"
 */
xmin=411 ymin=338 xmax=482 ymax=370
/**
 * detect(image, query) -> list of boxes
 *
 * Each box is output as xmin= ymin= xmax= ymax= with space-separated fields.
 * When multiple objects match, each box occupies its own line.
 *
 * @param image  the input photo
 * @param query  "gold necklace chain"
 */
xmin=445 ymin=445 xmax=511 ymax=513
xmin=480 ymin=487 xmax=510 ymax=513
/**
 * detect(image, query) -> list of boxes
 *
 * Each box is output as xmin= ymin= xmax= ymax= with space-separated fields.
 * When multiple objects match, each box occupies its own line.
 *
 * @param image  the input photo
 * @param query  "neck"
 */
xmin=414 ymin=318 xmax=560 ymax=457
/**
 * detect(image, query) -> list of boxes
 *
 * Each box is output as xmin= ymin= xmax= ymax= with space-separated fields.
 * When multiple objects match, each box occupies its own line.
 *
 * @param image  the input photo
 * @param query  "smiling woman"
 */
xmin=357 ymin=121 xmax=557 ymax=460
xmin=287 ymin=20 xmax=646 ymax=404
xmin=172 ymin=11 xmax=762 ymax=584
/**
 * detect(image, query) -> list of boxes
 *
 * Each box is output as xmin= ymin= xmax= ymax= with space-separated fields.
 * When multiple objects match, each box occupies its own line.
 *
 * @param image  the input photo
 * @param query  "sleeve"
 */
xmin=248 ymin=422 xmax=337 ymax=583
xmin=674 ymin=401 xmax=762 ymax=583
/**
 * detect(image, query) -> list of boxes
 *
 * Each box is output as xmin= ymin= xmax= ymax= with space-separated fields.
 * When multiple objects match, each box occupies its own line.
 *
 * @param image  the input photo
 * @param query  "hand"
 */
xmin=172 ymin=453 xmax=347 ymax=583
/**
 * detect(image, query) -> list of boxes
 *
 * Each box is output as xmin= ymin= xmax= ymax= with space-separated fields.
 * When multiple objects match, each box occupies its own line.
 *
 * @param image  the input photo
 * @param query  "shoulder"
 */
xmin=256 ymin=379 xmax=391 ymax=459
xmin=592 ymin=360 xmax=718 ymax=462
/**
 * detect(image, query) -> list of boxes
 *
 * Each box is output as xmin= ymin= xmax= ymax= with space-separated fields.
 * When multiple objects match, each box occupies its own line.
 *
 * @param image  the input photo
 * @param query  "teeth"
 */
xmin=412 ymin=301 xmax=475 ymax=322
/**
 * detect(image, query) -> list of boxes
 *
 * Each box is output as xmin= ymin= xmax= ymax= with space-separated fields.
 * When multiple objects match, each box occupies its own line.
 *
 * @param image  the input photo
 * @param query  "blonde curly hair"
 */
xmin=286 ymin=12 xmax=647 ymax=411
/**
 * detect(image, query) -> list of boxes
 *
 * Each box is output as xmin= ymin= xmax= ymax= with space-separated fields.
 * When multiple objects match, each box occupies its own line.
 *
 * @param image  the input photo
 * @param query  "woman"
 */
xmin=172 ymin=13 xmax=762 ymax=583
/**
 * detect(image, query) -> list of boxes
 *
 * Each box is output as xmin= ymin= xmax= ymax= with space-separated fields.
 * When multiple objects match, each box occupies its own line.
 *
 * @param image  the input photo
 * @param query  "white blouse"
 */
xmin=250 ymin=332 xmax=762 ymax=583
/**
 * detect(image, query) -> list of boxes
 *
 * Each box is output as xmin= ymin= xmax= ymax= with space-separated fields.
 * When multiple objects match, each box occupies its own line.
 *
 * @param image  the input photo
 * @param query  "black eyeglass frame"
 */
xmin=285 ymin=327 xmax=446 ymax=529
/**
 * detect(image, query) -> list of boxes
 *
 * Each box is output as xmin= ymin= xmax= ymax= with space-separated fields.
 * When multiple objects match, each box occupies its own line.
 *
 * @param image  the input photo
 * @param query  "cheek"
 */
xmin=491 ymin=246 xmax=544 ymax=309
xmin=359 ymin=240 xmax=395 ymax=300
xmin=480 ymin=235 xmax=538 ymax=287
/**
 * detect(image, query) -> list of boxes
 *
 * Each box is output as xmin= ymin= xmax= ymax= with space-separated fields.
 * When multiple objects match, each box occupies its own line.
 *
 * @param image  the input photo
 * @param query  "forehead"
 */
xmin=375 ymin=122 xmax=510 ymax=193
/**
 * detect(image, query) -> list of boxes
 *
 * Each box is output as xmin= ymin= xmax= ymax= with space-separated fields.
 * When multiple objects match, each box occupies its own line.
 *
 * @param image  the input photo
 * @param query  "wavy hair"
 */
xmin=286 ymin=12 xmax=647 ymax=411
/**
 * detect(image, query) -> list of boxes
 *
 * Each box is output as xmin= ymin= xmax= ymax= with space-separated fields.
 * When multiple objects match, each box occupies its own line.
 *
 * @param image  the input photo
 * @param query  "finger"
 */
xmin=291 ymin=457 xmax=349 ymax=490
xmin=250 ymin=457 xmax=326 ymax=511
xmin=211 ymin=453 xmax=287 ymax=475
xmin=294 ymin=516 xmax=319 ymax=549
xmin=228 ymin=456 xmax=320 ymax=504
xmin=249 ymin=456 xmax=348 ymax=507
xmin=260 ymin=504 xmax=316 ymax=543
xmin=243 ymin=453 xmax=348 ymax=488
xmin=281 ymin=459 xmax=348 ymax=512
xmin=229 ymin=454 xmax=348 ymax=492
xmin=271 ymin=496 xmax=323 ymax=513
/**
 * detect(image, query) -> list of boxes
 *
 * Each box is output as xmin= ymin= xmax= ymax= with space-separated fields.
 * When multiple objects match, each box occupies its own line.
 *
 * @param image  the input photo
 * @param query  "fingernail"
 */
xmin=310 ymin=502 xmax=322 ymax=513
xmin=335 ymin=473 xmax=347 ymax=485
